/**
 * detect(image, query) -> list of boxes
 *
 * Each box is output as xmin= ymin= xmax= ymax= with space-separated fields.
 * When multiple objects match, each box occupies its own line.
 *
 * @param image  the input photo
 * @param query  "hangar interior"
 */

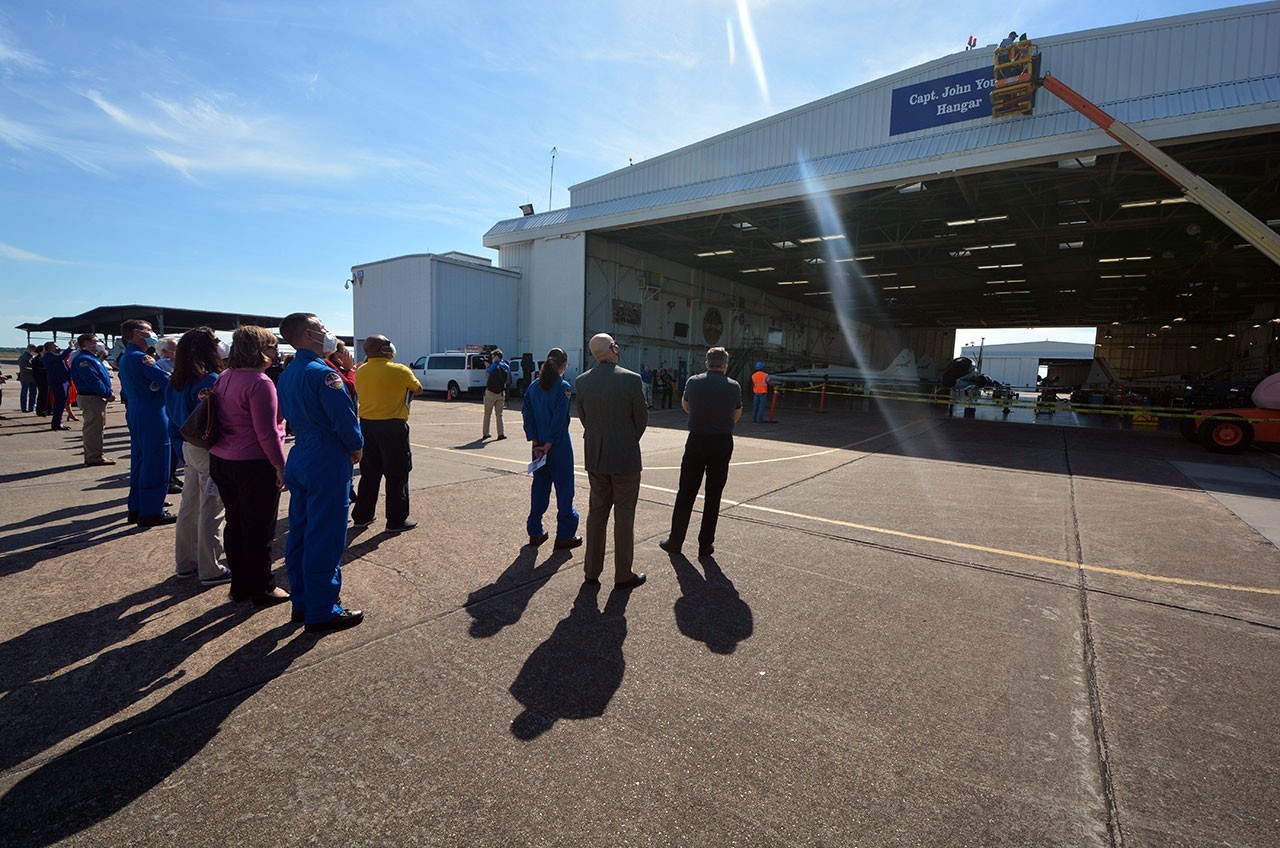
xmin=485 ymin=3 xmax=1280 ymax=387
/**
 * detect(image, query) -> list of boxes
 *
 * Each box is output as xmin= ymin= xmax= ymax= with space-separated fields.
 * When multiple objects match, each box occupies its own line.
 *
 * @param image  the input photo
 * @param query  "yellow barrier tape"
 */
xmin=772 ymin=382 xmax=1275 ymax=423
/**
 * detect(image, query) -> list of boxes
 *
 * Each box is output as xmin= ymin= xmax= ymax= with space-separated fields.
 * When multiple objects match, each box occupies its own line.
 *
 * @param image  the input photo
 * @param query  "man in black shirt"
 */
xmin=659 ymin=346 xmax=742 ymax=558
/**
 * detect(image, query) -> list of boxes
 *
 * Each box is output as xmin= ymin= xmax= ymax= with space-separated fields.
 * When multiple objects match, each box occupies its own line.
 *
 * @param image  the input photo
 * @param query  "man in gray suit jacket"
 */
xmin=575 ymin=333 xmax=649 ymax=588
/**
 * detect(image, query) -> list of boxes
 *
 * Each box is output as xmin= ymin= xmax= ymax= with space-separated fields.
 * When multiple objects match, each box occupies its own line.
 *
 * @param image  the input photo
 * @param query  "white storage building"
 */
xmin=959 ymin=341 xmax=1096 ymax=387
xmin=351 ymin=252 xmax=521 ymax=366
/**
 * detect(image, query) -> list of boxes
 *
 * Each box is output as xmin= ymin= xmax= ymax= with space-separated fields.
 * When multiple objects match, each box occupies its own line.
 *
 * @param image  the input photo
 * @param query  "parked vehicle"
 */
xmin=1181 ymin=408 xmax=1280 ymax=453
xmin=1179 ymin=372 xmax=1280 ymax=453
xmin=408 ymin=348 xmax=522 ymax=400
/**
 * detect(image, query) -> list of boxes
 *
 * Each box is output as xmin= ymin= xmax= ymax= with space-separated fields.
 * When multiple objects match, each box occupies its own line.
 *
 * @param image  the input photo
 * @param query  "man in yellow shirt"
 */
xmin=352 ymin=334 xmax=422 ymax=531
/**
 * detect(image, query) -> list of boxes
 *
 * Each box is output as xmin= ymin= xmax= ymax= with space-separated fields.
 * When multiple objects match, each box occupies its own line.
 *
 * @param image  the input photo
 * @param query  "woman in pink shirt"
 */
xmin=208 ymin=326 xmax=291 ymax=607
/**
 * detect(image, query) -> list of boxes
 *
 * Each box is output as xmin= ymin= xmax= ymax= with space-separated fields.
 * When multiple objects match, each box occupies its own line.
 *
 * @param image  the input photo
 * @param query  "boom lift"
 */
xmin=988 ymin=50 xmax=1280 ymax=452
xmin=989 ymin=46 xmax=1280 ymax=267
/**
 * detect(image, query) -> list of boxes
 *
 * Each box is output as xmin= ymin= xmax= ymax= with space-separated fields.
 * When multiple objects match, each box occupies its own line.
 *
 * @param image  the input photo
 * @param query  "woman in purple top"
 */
xmin=167 ymin=327 xmax=231 ymax=587
xmin=208 ymin=326 xmax=290 ymax=607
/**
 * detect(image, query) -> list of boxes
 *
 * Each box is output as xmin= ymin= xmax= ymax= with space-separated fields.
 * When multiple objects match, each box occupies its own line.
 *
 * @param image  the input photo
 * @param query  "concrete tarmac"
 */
xmin=1 ymin=396 xmax=1277 ymax=847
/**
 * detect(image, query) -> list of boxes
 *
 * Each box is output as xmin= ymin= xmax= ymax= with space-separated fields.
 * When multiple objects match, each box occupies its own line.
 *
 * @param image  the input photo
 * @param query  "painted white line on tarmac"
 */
xmin=414 ymin=420 xmax=1279 ymax=596
xmin=731 ymin=502 xmax=1280 ymax=597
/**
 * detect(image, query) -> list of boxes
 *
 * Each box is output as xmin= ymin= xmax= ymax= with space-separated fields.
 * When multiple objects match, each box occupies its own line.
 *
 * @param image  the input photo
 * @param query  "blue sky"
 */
xmin=0 ymin=0 xmax=1238 ymax=348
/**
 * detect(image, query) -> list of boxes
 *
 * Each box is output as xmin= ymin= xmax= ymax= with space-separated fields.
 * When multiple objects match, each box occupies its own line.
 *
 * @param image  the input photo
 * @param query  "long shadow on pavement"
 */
xmin=0 ymin=499 xmax=125 ymax=533
xmin=0 ymin=509 xmax=127 ymax=558
xmin=508 ymin=581 xmax=632 ymax=740
xmin=670 ymin=554 xmax=753 ymax=654
xmin=0 ymin=525 xmax=141 ymax=576
xmin=0 ymin=582 xmax=186 ymax=695
xmin=0 ymin=602 xmax=247 ymax=773
xmin=465 ymin=546 xmax=571 ymax=638
xmin=0 ymin=464 xmax=85 ymax=485
xmin=0 ymin=623 xmax=313 ymax=848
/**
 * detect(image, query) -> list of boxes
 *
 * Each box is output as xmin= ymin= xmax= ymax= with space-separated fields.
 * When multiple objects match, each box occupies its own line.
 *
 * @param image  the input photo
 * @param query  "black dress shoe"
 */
xmin=305 ymin=608 xmax=364 ymax=634
xmin=386 ymin=520 xmax=418 ymax=533
xmin=529 ymin=533 xmax=549 ymax=546
xmin=136 ymin=512 xmax=178 ymax=527
xmin=495 ymin=434 xmax=507 ymax=441
xmin=251 ymin=590 xmax=291 ymax=607
xmin=52 ymin=425 xmax=72 ymax=431
xmin=658 ymin=538 xmax=681 ymax=554
xmin=616 ymin=572 xmax=647 ymax=589
xmin=351 ymin=515 xmax=374 ymax=527
xmin=698 ymin=545 xmax=715 ymax=557
xmin=553 ymin=536 xmax=582 ymax=550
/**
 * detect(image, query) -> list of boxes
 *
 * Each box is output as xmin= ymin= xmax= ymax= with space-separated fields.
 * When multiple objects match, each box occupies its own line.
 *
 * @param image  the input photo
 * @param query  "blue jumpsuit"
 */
xmin=70 ymin=351 xmax=113 ymax=397
xmin=523 ymin=378 xmax=579 ymax=541
xmin=119 ymin=343 xmax=173 ymax=517
xmin=277 ymin=349 xmax=364 ymax=625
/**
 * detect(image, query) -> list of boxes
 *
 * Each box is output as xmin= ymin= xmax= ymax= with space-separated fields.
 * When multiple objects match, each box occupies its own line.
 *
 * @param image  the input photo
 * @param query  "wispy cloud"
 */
xmin=86 ymin=90 xmax=181 ymax=140
xmin=0 ymin=243 xmax=70 ymax=263
xmin=0 ymin=24 xmax=45 ymax=71
xmin=86 ymin=89 xmax=359 ymax=180
xmin=0 ymin=115 xmax=108 ymax=174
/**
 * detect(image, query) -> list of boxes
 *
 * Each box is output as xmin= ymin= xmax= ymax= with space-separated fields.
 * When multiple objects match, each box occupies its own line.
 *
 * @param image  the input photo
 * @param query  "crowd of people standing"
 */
xmin=10 ymin=319 xmax=766 ymax=629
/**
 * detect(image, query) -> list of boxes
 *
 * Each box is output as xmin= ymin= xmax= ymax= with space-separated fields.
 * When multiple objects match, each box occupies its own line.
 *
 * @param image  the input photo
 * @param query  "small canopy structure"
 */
xmin=16 ymin=305 xmax=287 ymax=345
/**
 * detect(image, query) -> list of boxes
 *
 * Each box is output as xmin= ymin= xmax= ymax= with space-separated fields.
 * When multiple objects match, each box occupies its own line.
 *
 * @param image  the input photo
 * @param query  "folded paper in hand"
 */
xmin=527 ymin=454 xmax=547 ymax=474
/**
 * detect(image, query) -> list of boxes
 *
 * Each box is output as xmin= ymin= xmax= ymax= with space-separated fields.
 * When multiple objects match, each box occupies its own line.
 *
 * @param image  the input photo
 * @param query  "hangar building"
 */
xmin=479 ymin=2 xmax=1280 ymax=387
xmin=958 ymin=341 xmax=1097 ymax=388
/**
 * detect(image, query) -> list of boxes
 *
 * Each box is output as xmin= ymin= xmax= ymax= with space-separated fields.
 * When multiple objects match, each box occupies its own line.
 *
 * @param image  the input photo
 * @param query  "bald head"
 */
xmin=363 ymin=334 xmax=393 ymax=359
xmin=588 ymin=333 xmax=617 ymax=363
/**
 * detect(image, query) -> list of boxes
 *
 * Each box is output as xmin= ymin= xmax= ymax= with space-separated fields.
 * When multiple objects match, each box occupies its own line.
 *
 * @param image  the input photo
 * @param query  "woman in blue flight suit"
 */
xmin=523 ymin=348 xmax=580 ymax=549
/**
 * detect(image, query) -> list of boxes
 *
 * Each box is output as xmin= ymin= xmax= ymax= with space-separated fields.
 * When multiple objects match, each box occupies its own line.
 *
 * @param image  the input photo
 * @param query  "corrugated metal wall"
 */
xmin=432 ymin=259 xmax=520 ymax=354
xmin=352 ymin=255 xmax=436 ymax=361
xmin=352 ymin=256 xmax=520 ymax=362
xmin=570 ymin=3 xmax=1280 ymax=207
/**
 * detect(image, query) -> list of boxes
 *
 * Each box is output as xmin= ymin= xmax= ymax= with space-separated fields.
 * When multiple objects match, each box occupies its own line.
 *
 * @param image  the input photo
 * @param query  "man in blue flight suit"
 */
xmin=118 ymin=320 xmax=176 ymax=526
xmin=277 ymin=313 xmax=365 ymax=634
xmin=70 ymin=332 xmax=117 ymax=466
xmin=42 ymin=342 xmax=72 ymax=431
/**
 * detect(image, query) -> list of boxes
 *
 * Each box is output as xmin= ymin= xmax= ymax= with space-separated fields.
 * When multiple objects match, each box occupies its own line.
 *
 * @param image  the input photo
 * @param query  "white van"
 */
xmin=409 ymin=350 xmax=522 ymax=400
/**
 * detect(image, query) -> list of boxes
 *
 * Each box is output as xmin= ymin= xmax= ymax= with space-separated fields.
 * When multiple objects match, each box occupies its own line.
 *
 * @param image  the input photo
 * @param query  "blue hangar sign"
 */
xmin=889 ymin=68 xmax=994 ymax=136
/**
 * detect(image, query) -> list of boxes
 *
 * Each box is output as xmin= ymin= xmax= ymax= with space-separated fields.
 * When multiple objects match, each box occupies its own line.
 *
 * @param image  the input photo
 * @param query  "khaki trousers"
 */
xmin=175 ymin=442 xmax=226 ymax=580
xmin=482 ymin=389 xmax=505 ymax=437
xmin=77 ymin=394 xmax=108 ymax=463
xmin=584 ymin=471 xmax=642 ymax=582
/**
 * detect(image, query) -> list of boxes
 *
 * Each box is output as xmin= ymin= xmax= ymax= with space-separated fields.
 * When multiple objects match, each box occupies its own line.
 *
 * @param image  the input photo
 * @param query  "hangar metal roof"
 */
xmin=16 ymin=305 xmax=287 ymax=339
xmin=483 ymin=3 xmax=1280 ymax=331
xmin=487 ymin=3 xmax=1280 ymax=245
xmin=486 ymin=75 xmax=1280 ymax=242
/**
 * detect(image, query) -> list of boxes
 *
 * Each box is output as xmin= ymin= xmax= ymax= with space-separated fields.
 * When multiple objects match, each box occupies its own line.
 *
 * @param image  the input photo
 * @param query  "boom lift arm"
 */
xmin=1037 ymin=73 xmax=1280 ymax=268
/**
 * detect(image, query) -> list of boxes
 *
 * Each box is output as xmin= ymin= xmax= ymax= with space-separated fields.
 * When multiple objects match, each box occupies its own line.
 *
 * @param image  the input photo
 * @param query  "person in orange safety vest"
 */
xmin=750 ymin=362 xmax=769 ymax=423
